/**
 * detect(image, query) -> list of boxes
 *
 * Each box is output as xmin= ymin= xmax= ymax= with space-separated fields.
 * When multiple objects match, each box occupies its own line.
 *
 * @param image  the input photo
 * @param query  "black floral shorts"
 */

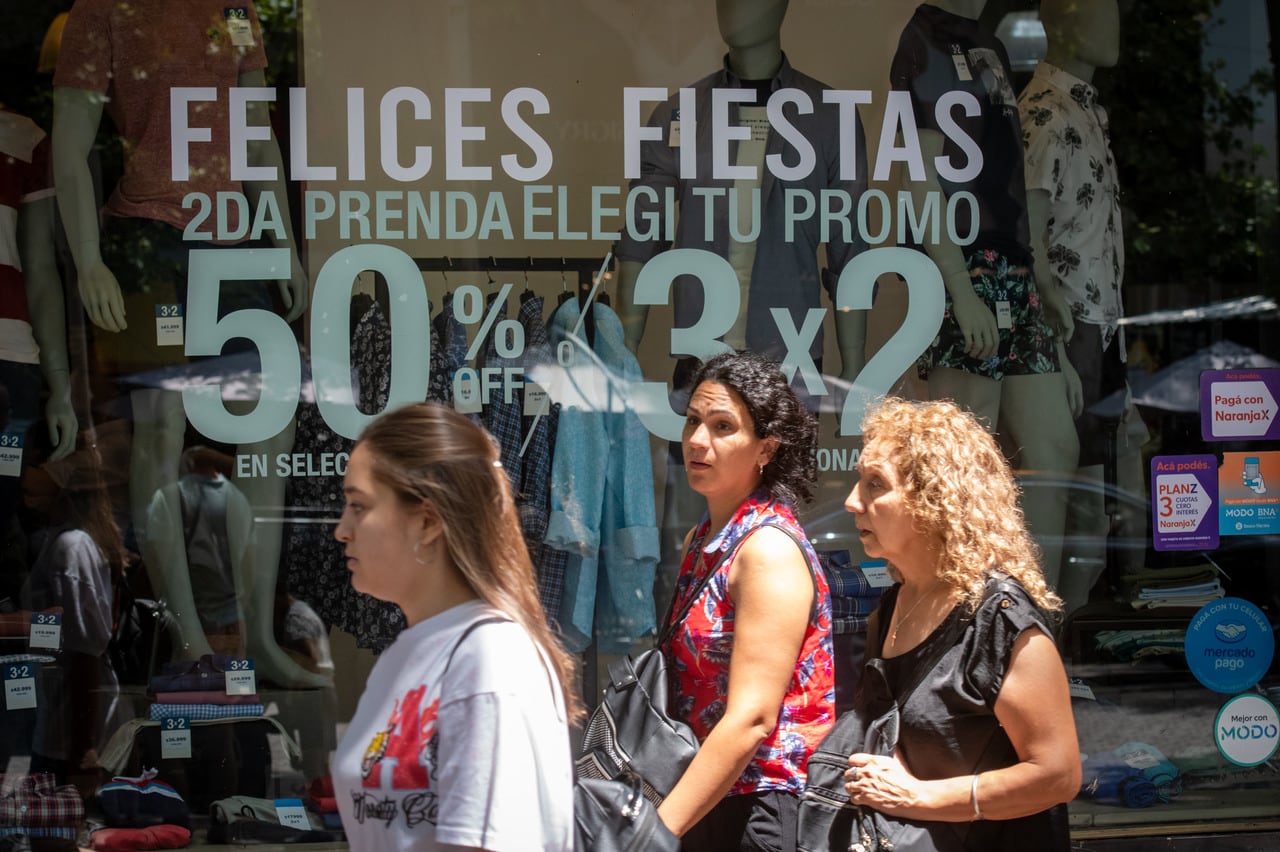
xmin=917 ymin=249 xmax=1060 ymax=381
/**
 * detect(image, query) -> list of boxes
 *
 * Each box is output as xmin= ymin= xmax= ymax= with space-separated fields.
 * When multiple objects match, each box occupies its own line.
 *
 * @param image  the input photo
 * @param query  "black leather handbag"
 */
xmin=576 ymin=522 xmax=811 ymax=805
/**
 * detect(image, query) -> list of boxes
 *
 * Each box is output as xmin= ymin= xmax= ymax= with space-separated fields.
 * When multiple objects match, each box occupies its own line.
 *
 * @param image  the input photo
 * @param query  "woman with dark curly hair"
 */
xmin=839 ymin=397 xmax=1079 ymax=850
xmin=658 ymin=352 xmax=835 ymax=851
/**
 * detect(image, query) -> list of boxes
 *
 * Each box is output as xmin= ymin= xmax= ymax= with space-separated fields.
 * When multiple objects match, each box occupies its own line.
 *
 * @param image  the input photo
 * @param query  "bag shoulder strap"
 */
xmin=657 ymin=520 xmax=818 ymax=648
xmin=442 ymin=614 xmax=511 ymax=675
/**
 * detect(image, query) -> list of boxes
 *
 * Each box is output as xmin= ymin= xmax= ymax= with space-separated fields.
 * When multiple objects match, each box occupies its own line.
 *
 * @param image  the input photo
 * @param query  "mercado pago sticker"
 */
xmin=1184 ymin=598 xmax=1274 ymax=694
xmin=1214 ymin=693 xmax=1279 ymax=767
xmin=1151 ymin=455 xmax=1218 ymax=551
xmin=1201 ymin=369 xmax=1280 ymax=441
xmin=1218 ymin=452 xmax=1280 ymax=535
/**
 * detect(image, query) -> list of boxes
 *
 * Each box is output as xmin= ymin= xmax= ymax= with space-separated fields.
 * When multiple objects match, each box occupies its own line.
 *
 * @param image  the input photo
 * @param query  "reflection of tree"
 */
xmin=1098 ymin=0 xmax=1278 ymax=298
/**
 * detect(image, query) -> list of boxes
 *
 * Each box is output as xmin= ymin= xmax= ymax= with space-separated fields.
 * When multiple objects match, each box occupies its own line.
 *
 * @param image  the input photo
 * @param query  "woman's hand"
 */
xmin=844 ymin=753 xmax=927 ymax=817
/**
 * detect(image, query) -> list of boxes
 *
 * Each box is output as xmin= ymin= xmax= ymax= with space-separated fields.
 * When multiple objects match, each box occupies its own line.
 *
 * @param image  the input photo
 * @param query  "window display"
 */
xmin=0 ymin=0 xmax=1275 ymax=848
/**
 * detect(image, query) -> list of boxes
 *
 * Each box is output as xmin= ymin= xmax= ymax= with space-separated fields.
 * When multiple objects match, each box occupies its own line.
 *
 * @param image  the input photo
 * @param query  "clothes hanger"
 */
xmin=557 ymin=266 xmax=574 ymax=306
xmin=520 ymin=261 xmax=536 ymax=304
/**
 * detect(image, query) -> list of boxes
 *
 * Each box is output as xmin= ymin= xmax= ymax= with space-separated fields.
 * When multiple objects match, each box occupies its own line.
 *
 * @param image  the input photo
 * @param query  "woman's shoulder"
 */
xmin=968 ymin=573 xmax=1054 ymax=651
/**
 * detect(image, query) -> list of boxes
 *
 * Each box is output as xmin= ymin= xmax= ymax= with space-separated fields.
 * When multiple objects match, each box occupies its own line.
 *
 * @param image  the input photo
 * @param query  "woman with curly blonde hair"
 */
xmin=838 ymin=397 xmax=1079 ymax=851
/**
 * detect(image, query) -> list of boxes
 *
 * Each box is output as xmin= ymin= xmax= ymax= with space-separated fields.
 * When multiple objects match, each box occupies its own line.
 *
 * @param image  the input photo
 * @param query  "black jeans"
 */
xmin=682 ymin=790 xmax=798 ymax=852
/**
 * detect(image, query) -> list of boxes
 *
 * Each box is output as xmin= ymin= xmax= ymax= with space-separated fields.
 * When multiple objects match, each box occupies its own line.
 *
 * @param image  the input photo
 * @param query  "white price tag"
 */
xmin=0 ymin=432 xmax=23 ymax=478
xmin=995 ymin=300 xmax=1012 ymax=330
xmin=226 ymin=658 xmax=257 ymax=695
xmin=160 ymin=717 xmax=193 ymax=759
xmin=453 ymin=372 xmax=483 ymax=414
xmin=860 ymin=561 xmax=894 ymax=589
xmin=669 ymin=117 xmax=681 ymax=148
xmin=224 ymin=7 xmax=256 ymax=47
xmin=952 ymin=52 xmax=973 ymax=81
xmin=275 ymin=799 xmax=310 ymax=831
xmin=1068 ymin=678 xmax=1096 ymax=702
xmin=29 ymin=612 xmax=62 ymax=651
xmin=155 ymin=304 xmax=184 ymax=346
xmin=524 ymin=382 xmax=550 ymax=417
xmin=4 ymin=664 xmax=37 ymax=710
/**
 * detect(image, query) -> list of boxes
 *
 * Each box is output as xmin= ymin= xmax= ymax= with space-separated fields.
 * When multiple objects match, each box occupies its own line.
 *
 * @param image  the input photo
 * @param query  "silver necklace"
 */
xmin=891 ymin=579 xmax=942 ymax=646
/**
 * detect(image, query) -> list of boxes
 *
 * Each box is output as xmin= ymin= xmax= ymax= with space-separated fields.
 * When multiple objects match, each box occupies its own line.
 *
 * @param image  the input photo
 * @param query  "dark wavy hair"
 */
xmin=688 ymin=352 xmax=818 ymax=505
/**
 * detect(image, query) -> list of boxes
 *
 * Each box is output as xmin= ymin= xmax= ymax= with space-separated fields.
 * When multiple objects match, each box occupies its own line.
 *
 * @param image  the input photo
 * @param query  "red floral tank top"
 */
xmin=662 ymin=491 xmax=835 ymax=796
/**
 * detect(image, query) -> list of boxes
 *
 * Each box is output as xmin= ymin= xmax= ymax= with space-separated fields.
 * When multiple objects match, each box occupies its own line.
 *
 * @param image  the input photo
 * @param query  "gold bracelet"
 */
xmin=970 ymin=773 xmax=983 ymax=821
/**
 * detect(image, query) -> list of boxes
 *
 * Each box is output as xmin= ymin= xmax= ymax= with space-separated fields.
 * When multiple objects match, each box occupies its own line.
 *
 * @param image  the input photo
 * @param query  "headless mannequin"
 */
xmin=617 ymin=0 xmax=867 ymax=380
xmin=902 ymin=0 xmax=1081 ymax=589
xmin=54 ymin=46 xmax=323 ymax=685
xmin=1025 ymin=0 xmax=1122 ymax=614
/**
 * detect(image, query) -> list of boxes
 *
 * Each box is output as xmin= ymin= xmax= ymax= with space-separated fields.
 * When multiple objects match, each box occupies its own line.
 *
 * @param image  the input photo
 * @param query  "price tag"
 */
xmin=160 ymin=716 xmax=192 ymax=759
xmin=859 ymin=560 xmax=894 ymax=589
xmin=29 ymin=612 xmax=62 ymax=650
xmin=1069 ymin=678 xmax=1096 ymax=702
xmin=995 ymin=300 xmax=1012 ymax=330
xmin=4 ymin=663 xmax=37 ymax=710
xmin=668 ymin=111 xmax=682 ymax=148
xmin=224 ymin=7 xmax=255 ymax=47
xmin=453 ymin=372 xmax=482 ymax=414
xmin=226 ymin=658 xmax=257 ymax=695
xmin=155 ymin=304 xmax=184 ymax=346
xmin=0 ymin=432 xmax=22 ymax=478
xmin=952 ymin=52 xmax=973 ymax=81
xmin=524 ymin=382 xmax=550 ymax=417
xmin=274 ymin=798 xmax=310 ymax=831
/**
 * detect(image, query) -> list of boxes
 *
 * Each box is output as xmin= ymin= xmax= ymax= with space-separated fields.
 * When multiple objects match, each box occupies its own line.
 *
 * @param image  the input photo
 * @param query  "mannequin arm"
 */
xmin=1026 ymin=188 xmax=1074 ymax=341
xmin=238 ymin=69 xmax=308 ymax=322
xmin=834 ymin=305 xmax=867 ymax=382
xmin=52 ymin=86 xmax=127 ymax=332
xmin=616 ymin=258 xmax=649 ymax=354
xmin=908 ymin=129 xmax=997 ymax=359
xmin=18 ymin=195 xmax=77 ymax=459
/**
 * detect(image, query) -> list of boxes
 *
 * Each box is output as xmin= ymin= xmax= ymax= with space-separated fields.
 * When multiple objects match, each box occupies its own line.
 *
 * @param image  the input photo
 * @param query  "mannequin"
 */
xmin=1 ymin=110 xmax=76 ymax=561
xmin=617 ymin=0 xmax=870 ymax=607
xmin=617 ymin=0 xmax=867 ymax=379
xmin=52 ymin=0 xmax=323 ymax=687
xmin=892 ymin=0 xmax=1080 ymax=589
xmin=1021 ymin=0 xmax=1124 ymax=614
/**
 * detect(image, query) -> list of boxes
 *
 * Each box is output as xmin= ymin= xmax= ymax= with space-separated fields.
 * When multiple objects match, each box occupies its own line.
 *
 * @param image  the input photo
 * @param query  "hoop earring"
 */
xmin=758 ymin=462 xmax=766 ymax=477
xmin=412 ymin=540 xmax=427 ymax=566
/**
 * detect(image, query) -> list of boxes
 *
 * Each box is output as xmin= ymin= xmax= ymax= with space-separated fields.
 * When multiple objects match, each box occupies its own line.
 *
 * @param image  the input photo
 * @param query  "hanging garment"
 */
xmin=539 ymin=299 xmax=659 ymax=652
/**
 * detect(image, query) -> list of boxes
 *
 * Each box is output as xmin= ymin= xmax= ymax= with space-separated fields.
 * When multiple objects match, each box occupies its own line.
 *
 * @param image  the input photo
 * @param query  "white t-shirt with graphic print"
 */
xmin=332 ymin=599 xmax=574 ymax=852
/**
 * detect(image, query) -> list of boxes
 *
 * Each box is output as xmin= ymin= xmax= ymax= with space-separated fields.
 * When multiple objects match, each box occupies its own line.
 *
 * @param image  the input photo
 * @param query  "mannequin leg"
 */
xmin=1058 ymin=463 xmax=1108 ymax=616
xmin=128 ymin=388 xmax=185 ymax=547
xmin=999 ymin=372 xmax=1080 ymax=590
xmin=233 ymin=417 xmax=331 ymax=689
xmin=926 ymin=367 xmax=1000 ymax=432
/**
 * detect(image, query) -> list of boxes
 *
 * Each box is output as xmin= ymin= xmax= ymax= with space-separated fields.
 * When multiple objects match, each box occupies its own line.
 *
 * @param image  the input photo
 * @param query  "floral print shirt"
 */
xmin=663 ymin=492 xmax=835 ymax=796
xmin=1020 ymin=62 xmax=1126 ymax=355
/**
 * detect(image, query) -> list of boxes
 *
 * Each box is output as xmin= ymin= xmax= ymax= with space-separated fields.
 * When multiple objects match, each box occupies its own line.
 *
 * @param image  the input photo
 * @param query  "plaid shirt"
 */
xmin=149 ymin=703 xmax=265 ymax=722
xmin=0 ymin=774 xmax=85 ymax=828
xmin=818 ymin=550 xmax=886 ymax=601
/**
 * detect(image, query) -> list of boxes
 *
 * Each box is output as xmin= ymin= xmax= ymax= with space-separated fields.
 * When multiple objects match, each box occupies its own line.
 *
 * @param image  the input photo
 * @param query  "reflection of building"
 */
xmin=1 ymin=0 xmax=1277 ymax=846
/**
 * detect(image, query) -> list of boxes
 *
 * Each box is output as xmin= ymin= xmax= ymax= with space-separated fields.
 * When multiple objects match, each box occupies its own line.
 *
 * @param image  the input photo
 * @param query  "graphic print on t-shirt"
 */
xmin=354 ymin=685 xmax=444 ymax=830
xmin=968 ymin=47 xmax=1017 ymax=110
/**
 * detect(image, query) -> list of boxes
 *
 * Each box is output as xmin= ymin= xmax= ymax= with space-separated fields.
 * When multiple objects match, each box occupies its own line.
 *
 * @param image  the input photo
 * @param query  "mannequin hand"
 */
xmin=845 ymin=753 xmax=926 ymax=818
xmin=1038 ymin=283 xmax=1075 ymax=343
xmin=44 ymin=397 xmax=78 ymax=461
xmin=278 ymin=252 xmax=309 ymax=322
xmin=79 ymin=260 xmax=128 ymax=332
xmin=950 ymin=290 xmax=999 ymax=360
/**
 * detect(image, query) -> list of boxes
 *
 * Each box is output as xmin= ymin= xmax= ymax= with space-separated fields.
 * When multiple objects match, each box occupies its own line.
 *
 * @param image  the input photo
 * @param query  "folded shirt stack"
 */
xmin=1079 ymin=742 xmax=1182 ymax=808
xmin=306 ymin=778 xmax=342 ymax=832
xmin=146 ymin=655 xmax=263 ymax=722
xmin=92 ymin=770 xmax=192 ymax=850
xmin=1122 ymin=565 xmax=1224 ymax=610
xmin=0 ymin=772 xmax=84 ymax=842
xmin=0 ymin=608 xmax=63 ymax=638
xmin=819 ymin=550 xmax=885 ymax=636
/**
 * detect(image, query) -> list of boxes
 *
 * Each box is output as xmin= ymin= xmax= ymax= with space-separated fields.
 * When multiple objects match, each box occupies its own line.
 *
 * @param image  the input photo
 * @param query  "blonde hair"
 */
xmin=357 ymin=402 xmax=583 ymax=721
xmin=861 ymin=398 xmax=1062 ymax=613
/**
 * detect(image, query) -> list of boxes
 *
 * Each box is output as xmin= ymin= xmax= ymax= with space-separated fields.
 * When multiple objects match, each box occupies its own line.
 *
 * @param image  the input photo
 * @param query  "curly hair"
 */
xmin=689 ymin=352 xmax=818 ymax=505
xmin=861 ymin=397 xmax=1062 ymax=613
xmin=357 ymin=402 xmax=583 ymax=722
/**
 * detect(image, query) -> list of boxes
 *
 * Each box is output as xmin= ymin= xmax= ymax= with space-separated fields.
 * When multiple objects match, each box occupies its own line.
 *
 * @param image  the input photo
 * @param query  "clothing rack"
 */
xmin=413 ymin=255 xmax=615 ymax=347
